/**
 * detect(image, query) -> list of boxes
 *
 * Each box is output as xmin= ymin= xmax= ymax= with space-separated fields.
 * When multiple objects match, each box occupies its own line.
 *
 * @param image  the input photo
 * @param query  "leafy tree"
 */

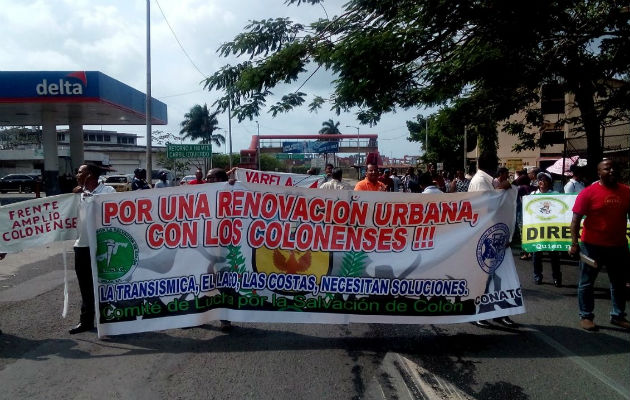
xmin=204 ymin=0 xmax=630 ymax=175
xmin=0 ymin=126 xmax=41 ymax=149
xmin=318 ymin=119 xmax=341 ymax=135
xmin=408 ymin=109 xmax=479 ymax=172
xmin=260 ymin=153 xmax=284 ymax=171
xmin=179 ymin=104 xmax=225 ymax=148
xmin=180 ymin=104 xmax=226 ymax=171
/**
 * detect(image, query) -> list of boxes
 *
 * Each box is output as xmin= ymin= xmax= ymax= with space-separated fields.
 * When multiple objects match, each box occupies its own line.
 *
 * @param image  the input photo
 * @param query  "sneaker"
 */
xmin=553 ymin=279 xmax=562 ymax=288
xmin=493 ymin=316 xmax=519 ymax=328
xmin=580 ymin=318 xmax=597 ymax=331
xmin=610 ymin=317 xmax=630 ymax=330
xmin=470 ymin=320 xmax=492 ymax=328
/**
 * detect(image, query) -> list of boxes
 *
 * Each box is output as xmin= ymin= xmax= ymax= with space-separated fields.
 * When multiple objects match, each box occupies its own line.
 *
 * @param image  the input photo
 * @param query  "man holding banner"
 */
xmin=70 ymin=164 xmax=115 ymax=334
xmin=569 ymin=159 xmax=630 ymax=332
xmin=468 ymin=151 xmax=518 ymax=328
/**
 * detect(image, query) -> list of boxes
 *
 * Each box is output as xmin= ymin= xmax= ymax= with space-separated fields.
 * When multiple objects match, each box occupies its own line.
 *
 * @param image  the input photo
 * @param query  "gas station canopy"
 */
xmin=0 ymin=71 xmax=167 ymax=126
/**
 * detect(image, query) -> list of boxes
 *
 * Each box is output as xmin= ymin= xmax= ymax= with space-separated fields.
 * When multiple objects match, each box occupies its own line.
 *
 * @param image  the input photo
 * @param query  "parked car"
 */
xmin=103 ymin=174 xmax=134 ymax=192
xmin=180 ymin=175 xmax=196 ymax=185
xmin=0 ymin=174 xmax=37 ymax=193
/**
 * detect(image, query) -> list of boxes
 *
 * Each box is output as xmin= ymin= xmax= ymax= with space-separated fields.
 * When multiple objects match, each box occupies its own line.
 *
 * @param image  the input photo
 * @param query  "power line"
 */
xmin=154 ymin=0 xmax=208 ymax=79
xmin=157 ymin=89 xmax=205 ymax=99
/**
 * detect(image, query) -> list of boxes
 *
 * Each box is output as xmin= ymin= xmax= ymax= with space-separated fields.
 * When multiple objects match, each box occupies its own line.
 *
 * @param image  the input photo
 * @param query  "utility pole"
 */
xmin=228 ymin=101 xmax=232 ymax=170
xmin=346 ymin=125 xmax=360 ymax=165
xmin=463 ymin=125 xmax=467 ymax=172
xmin=425 ymin=118 xmax=428 ymax=158
xmin=145 ymin=0 xmax=153 ymax=185
xmin=256 ymin=120 xmax=261 ymax=170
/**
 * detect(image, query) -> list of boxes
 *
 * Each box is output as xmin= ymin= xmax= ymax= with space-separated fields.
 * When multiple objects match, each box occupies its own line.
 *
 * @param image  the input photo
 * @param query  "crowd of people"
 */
xmin=1 ymin=157 xmax=628 ymax=336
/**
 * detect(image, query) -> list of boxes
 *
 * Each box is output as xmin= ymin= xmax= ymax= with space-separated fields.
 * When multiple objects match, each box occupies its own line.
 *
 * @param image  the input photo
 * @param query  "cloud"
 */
xmin=0 ymin=0 xmax=427 ymax=159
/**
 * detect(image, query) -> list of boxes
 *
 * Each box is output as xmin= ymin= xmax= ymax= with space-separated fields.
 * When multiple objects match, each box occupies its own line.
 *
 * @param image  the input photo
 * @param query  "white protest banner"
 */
xmin=234 ymin=167 xmax=324 ymax=188
xmin=0 ymin=194 xmax=80 ymax=253
xmin=522 ymin=193 xmax=630 ymax=252
xmin=88 ymin=183 xmax=522 ymax=336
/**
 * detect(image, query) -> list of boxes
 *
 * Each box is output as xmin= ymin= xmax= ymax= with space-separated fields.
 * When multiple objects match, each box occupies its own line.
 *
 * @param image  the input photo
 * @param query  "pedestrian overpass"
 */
xmin=239 ymin=134 xmax=379 ymax=169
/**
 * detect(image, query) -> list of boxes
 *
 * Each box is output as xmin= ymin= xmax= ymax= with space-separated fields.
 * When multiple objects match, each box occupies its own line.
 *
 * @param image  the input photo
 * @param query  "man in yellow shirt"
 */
xmin=354 ymin=163 xmax=386 ymax=191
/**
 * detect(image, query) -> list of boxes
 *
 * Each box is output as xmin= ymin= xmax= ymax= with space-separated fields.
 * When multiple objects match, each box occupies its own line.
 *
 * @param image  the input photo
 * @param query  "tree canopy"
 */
xmin=318 ymin=119 xmax=341 ymax=135
xmin=179 ymin=104 xmax=225 ymax=148
xmin=204 ymin=0 xmax=630 ymax=171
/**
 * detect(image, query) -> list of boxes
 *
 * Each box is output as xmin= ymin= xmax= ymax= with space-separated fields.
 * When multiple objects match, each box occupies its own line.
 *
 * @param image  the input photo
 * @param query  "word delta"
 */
xmin=36 ymin=79 xmax=84 ymax=95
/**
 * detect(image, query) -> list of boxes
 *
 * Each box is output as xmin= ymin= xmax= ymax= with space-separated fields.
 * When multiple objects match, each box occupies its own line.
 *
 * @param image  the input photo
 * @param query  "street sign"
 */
xmin=166 ymin=144 xmax=212 ymax=159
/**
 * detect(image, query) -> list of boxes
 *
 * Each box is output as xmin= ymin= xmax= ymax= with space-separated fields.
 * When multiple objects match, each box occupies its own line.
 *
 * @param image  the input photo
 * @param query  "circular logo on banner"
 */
xmin=525 ymin=197 xmax=569 ymax=221
xmin=96 ymin=227 xmax=139 ymax=282
xmin=476 ymin=223 xmax=509 ymax=274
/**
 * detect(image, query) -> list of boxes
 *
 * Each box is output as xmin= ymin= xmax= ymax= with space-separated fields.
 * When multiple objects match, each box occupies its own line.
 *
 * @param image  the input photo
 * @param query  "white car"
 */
xmin=180 ymin=175 xmax=196 ymax=185
xmin=104 ymin=174 xmax=134 ymax=192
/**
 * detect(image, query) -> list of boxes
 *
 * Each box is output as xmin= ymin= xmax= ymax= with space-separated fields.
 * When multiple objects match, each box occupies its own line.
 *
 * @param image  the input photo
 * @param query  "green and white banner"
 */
xmin=522 ymin=193 xmax=630 ymax=252
xmin=88 ymin=183 xmax=523 ymax=336
xmin=521 ymin=194 xmax=576 ymax=252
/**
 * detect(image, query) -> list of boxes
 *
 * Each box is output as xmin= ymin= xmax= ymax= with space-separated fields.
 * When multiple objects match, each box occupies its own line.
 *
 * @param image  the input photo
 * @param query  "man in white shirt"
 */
xmin=468 ymin=151 xmax=517 ymax=328
xmin=320 ymin=167 xmax=346 ymax=190
xmin=70 ymin=164 xmax=116 ymax=334
xmin=419 ymin=172 xmax=443 ymax=194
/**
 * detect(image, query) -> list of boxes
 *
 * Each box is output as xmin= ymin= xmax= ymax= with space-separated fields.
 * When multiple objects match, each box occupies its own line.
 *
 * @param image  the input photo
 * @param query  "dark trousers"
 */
xmin=74 ymin=246 xmax=94 ymax=324
xmin=533 ymin=251 xmax=561 ymax=282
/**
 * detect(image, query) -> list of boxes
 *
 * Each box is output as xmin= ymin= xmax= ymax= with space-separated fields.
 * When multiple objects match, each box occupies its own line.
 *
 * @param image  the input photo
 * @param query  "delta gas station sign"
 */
xmin=0 ymin=71 xmax=167 ymax=194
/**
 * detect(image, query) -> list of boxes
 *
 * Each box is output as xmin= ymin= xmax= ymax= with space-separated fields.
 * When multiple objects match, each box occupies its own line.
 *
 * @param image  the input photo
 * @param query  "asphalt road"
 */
xmin=0 ymin=241 xmax=628 ymax=400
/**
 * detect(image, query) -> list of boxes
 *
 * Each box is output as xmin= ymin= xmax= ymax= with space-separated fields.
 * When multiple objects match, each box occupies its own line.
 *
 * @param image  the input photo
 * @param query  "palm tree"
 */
xmin=180 ymin=104 xmax=225 ymax=169
xmin=318 ymin=119 xmax=341 ymax=164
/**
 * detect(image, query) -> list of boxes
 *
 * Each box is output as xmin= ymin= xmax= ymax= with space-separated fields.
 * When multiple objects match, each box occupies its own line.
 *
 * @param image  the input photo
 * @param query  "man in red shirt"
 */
xmin=354 ymin=163 xmax=386 ymax=191
xmin=187 ymin=168 xmax=206 ymax=185
xmin=569 ymin=159 xmax=630 ymax=331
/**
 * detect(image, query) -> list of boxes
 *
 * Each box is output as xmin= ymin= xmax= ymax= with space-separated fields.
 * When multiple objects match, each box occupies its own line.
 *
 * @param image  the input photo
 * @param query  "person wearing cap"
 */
xmin=131 ymin=168 xmax=150 ymax=190
xmin=531 ymin=171 xmax=562 ymax=287
xmin=568 ymin=159 xmax=630 ymax=332
xmin=70 ymin=164 xmax=116 ymax=334
xmin=154 ymin=171 xmax=170 ymax=188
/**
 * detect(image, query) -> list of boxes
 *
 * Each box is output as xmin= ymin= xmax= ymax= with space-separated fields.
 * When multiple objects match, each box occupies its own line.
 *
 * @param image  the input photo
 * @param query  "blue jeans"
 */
xmin=578 ymin=243 xmax=629 ymax=321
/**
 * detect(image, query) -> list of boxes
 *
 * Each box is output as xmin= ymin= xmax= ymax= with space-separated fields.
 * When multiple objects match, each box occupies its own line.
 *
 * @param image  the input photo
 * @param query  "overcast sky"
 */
xmin=0 ymin=0 xmax=434 ymax=159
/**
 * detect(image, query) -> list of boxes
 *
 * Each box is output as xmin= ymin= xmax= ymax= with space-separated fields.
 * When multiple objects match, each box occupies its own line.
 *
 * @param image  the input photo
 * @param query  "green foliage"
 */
xmin=260 ymin=153 xmax=284 ymax=171
xmin=179 ymin=104 xmax=226 ymax=147
xmin=211 ymin=154 xmax=241 ymax=170
xmin=156 ymin=152 xmax=191 ymax=179
xmin=318 ymin=119 xmax=341 ymax=135
xmin=205 ymin=0 xmax=630 ymax=169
